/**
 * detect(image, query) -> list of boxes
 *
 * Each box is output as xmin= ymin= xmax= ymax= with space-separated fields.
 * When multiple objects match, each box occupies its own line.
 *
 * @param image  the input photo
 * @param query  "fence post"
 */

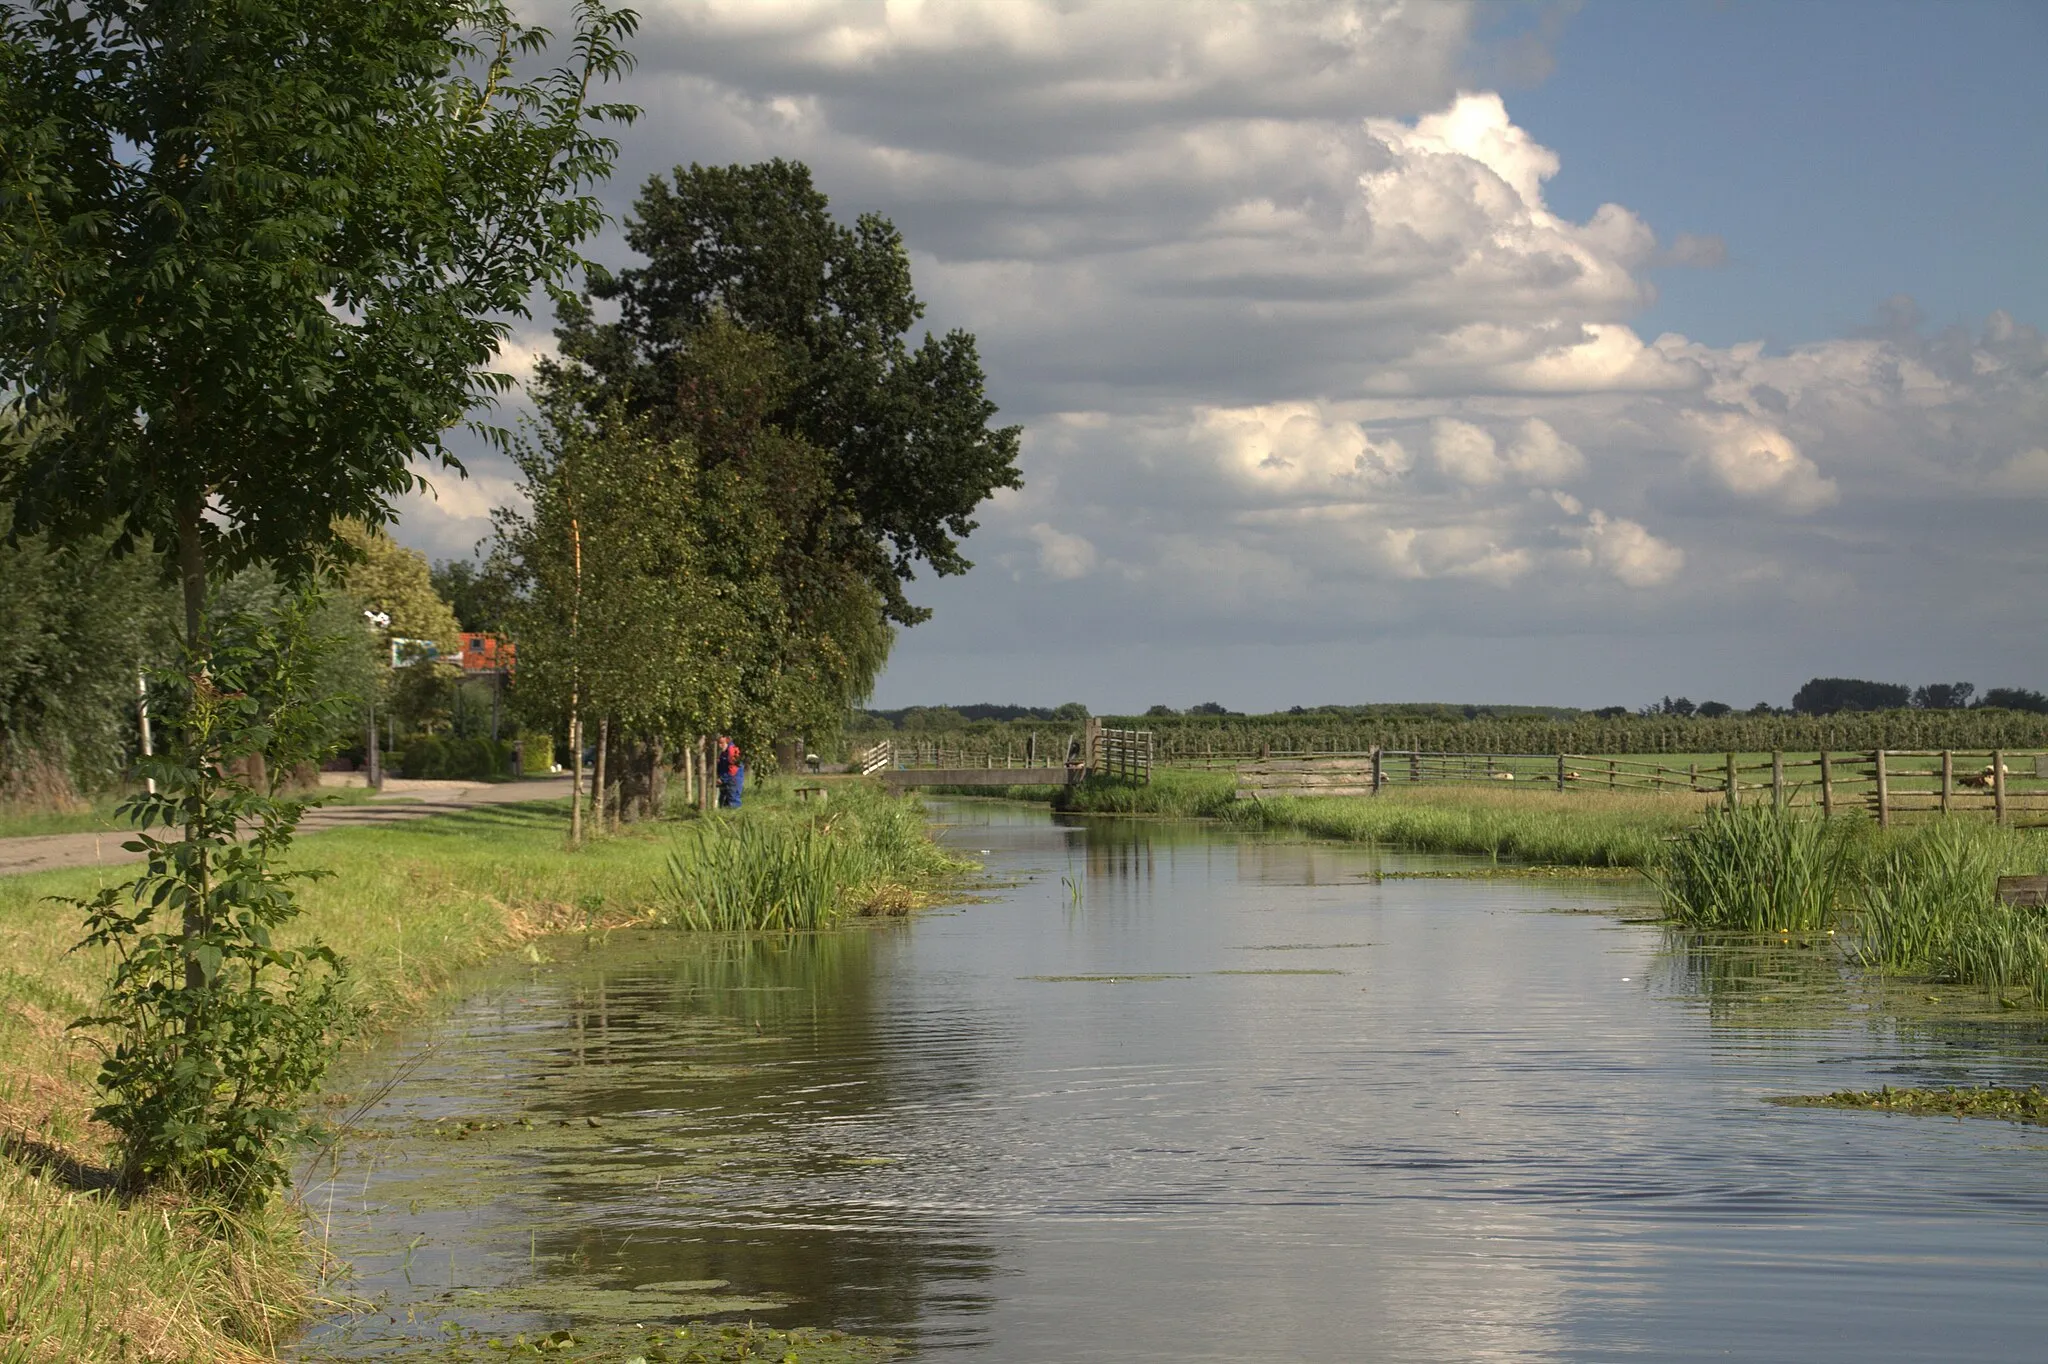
xmin=1372 ymin=746 xmax=1384 ymax=795
xmin=1608 ymin=758 xmax=1616 ymax=790
xmin=1939 ymin=750 xmax=1952 ymax=816
xmin=1874 ymin=750 xmax=1890 ymax=827
xmin=1725 ymin=752 xmax=1739 ymax=810
xmin=1994 ymin=749 xmax=2008 ymax=825
xmin=1820 ymin=751 xmax=1833 ymax=818
xmin=1409 ymin=751 xmax=1419 ymax=783
xmin=1556 ymin=752 xmax=1566 ymax=792
xmin=1772 ymin=750 xmax=1784 ymax=808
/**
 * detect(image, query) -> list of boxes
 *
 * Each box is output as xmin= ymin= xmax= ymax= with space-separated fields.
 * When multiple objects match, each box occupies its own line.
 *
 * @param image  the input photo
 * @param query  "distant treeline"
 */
xmin=844 ymin=707 xmax=2048 ymax=759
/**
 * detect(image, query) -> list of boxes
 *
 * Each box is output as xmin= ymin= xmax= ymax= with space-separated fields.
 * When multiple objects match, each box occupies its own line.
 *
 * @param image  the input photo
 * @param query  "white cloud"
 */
xmin=1683 ymin=412 xmax=1839 ymax=513
xmin=1988 ymin=448 xmax=2048 ymax=496
xmin=1504 ymin=418 xmax=1585 ymax=483
xmin=1431 ymin=418 xmax=1503 ymax=486
xmin=1575 ymin=511 xmax=1684 ymax=588
xmin=1026 ymin=522 xmax=1098 ymax=579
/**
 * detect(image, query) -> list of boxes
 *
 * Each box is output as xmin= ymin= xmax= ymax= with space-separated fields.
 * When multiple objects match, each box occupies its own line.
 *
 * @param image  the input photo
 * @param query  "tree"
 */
xmin=1696 ymin=701 xmax=1732 ymax=719
xmin=0 ymin=0 xmax=638 ymax=645
xmin=1145 ymin=704 xmax=1179 ymax=717
xmin=1791 ymin=678 xmax=1911 ymax=715
xmin=1052 ymin=702 xmax=1091 ymax=722
xmin=335 ymin=523 xmax=462 ymax=656
xmin=1980 ymin=687 xmax=2048 ymax=715
xmin=433 ymin=556 xmax=522 ymax=634
xmin=554 ymin=159 xmax=1022 ymax=626
xmin=1911 ymin=681 xmax=1976 ymax=710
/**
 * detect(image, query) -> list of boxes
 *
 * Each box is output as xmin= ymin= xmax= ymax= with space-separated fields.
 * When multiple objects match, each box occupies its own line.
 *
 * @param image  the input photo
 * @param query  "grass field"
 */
xmin=0 ymin=782 xmax=959 ymax=1363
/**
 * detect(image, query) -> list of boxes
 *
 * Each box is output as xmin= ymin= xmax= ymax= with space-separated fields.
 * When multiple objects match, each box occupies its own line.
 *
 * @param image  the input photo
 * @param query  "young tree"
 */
xmin=0 ymin=0 xmax=636 ymax=1194
xmin=0 ymin=0 xmax=638 ymax=643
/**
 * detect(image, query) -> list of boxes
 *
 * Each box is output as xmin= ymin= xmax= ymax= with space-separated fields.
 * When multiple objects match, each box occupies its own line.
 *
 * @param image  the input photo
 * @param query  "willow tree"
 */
xmin=0 ymin=0 xmax=639 ymax=642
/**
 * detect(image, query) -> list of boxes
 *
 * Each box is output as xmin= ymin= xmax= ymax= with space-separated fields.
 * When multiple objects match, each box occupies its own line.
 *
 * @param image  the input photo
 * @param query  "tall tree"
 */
xmin=0 ymin=0 xmax=638 ymax=643
xmin=554 ymin=158 xmax=1022 ymax=626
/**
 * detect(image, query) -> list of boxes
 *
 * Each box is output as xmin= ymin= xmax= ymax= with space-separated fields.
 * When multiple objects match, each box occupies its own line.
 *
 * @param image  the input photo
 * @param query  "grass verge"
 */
xmin=0 ymin=782 xmax=957 ymax=1362
xmin=1050 ymin=768 xmax=1709 ymax=868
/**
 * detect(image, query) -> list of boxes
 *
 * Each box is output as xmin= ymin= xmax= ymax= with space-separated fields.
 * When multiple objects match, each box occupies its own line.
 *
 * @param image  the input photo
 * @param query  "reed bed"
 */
xmin=1857 ymin=821 xmax=2048 ymax=1002
xmin=661 ymin=788 xmax=970 ymax=931
xmin=1654 ymin=805 xmax=1863 ymax=932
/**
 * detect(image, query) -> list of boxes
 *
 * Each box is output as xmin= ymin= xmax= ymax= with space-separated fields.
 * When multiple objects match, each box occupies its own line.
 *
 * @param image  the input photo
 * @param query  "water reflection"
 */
xmin=302 ymin=799 xmax=2048 ymax=1362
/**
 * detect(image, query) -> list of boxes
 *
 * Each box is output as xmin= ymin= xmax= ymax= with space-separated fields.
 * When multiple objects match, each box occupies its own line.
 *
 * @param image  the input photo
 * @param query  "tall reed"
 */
xmin=663 ymin=820 xmax=847 ymax=931
xmin=1654 ymin=804 xmax=1858 ymax=931
xmin=1857 ymin=821 xmax=2048 ymax=1001
xmin=660 ymin=793 xmax=969 ymax=931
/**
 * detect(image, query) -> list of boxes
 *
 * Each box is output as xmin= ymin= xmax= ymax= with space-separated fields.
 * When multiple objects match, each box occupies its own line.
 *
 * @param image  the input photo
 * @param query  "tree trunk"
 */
xmin=176 ymin=497 xmax=207 ymax=990
xmin=569 ymin=712 xmax=583 ymax=846
xmin=648 ymin=736 xmax=667 ymax=819
xmin=593 ymin=715 xmax=609 ymax=833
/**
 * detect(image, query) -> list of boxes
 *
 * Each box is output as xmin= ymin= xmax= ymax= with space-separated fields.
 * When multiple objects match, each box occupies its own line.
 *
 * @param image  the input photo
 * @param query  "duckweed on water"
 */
xmin=1771 ymin=1086 xmax=2048 ymax=1128
xmin=383 ymin=1319 xmax=900 ymax=1362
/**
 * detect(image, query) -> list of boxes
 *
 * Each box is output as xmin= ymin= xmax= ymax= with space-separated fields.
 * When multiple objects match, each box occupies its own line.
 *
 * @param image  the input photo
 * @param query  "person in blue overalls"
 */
xmin=716 ymin=734 xmax=745 ymax=808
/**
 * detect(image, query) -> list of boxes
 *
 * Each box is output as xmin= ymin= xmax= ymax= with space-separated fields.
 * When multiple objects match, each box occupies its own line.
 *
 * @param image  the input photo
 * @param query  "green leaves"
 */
xmin=0 ymin=0 xmax=639 ymax=588
xmin=57 ymin=602 xmax=363 ymax=1203
xmin=563 ymin=158 xmax=1021 ymax=627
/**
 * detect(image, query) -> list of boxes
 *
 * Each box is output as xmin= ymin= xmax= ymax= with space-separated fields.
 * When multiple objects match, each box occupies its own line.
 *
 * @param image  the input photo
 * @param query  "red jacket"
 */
xmin=717 ymin=740 xmax=742 ymax=778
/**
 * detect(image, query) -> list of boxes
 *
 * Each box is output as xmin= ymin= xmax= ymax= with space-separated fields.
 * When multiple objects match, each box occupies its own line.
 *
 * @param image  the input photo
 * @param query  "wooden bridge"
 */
xmin=857 ymin=721 xmax=1152 ymax=790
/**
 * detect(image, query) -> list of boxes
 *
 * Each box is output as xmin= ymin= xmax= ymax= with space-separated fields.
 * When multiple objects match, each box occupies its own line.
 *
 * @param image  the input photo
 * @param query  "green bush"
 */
xmin=518 ymin=734 xmax=556 ymax=776
xmin=398 ymin=735 xmax=514 ymax=781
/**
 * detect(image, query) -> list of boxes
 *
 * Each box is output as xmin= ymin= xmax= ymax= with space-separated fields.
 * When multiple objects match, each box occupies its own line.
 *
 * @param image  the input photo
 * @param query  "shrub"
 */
xmin=398 ymin=734 xmax=514 ymax=780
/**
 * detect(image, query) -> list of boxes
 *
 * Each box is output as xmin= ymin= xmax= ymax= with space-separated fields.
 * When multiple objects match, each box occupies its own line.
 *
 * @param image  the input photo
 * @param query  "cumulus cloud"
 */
xmin=376 ymin=3 xmax=2048 ymax=704
xmin=1575 ymin=511 xmax=1684 ymax=588
xmin=1683 ymin=412 xmax=1839 ymax=513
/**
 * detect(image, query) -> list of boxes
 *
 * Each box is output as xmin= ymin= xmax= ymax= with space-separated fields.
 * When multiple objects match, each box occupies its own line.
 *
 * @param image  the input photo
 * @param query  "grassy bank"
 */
xmin=0 ymin=782 xmax=959 ymax=1362
xmin=1047 ymin=768 xmax=1711 ymax=868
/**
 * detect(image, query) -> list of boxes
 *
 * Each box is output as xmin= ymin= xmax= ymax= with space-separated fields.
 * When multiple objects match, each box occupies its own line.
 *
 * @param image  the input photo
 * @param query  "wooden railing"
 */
xmin=1092 ymin=725 xmax=1153 ymax=784
xmin=857 ymin=739 xmax=893 ymax=776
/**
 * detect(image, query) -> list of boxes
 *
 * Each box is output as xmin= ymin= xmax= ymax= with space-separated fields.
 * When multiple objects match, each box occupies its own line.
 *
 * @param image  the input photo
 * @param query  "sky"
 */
xmin=395 ymin=0 xmax=2048 ymax=714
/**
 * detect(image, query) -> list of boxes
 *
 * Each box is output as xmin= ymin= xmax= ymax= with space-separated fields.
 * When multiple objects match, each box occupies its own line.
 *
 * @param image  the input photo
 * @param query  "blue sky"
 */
xmin=1515 ymin=0 xmax=2048 ymax=349
xmin=402 ymin=2 xmax=2047 ymax=713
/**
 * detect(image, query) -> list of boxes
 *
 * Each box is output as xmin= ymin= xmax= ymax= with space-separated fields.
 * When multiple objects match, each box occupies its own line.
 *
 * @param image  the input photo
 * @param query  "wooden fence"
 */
xmin=1225 ymin=747 xmax=2048 ymax=826
xmin=1091 ymin=723 xmax=1153 ymax=784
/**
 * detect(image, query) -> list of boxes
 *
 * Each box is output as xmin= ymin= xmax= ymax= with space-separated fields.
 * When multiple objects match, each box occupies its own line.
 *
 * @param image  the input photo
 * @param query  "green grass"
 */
xmin=0 ymin=783 xmax=959 ymax=1361
xmin=1050 ymin=768 xmax=1706 ymax=868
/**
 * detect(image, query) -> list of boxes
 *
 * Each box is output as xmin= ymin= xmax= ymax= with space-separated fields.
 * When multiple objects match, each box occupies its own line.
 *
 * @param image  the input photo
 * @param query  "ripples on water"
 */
xmin=298 ymin=802 xmax=2048 ymax=1362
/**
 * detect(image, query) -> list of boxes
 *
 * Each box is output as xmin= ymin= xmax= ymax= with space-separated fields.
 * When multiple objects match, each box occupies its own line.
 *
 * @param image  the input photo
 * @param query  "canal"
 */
xmin=298 ymin=799 xmax=2048 ymax=1361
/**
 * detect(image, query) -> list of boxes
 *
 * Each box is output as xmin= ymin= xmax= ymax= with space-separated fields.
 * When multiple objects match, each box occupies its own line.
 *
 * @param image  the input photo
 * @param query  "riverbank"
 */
xmin=1035 ymin=768 xmax=1714 ymax=868
xmin=0 ymin=783 xmax=961 ymax=1362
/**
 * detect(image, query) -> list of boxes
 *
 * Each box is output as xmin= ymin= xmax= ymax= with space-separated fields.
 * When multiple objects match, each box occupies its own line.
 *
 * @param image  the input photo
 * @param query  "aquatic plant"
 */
xmin=661 ymin=791 xmax=968 ymax=931
xmin=1856 ymin=820 xmax=2048 ymax=1002
xmin=1653 ymin=804 xmax=1858 ymax=932
xmin=664 ymin=819 xmax=848 ymax=931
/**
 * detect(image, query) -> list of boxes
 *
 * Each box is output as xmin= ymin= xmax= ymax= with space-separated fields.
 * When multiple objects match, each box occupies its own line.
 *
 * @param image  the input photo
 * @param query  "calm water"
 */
xmin=298 ymin=801 xmax=2048 ymax=1361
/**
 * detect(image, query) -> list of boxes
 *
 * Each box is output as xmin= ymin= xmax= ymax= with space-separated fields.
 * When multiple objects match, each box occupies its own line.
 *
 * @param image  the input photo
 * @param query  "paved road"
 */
xmin=0 ymin=776 xmax=573 ymax=877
